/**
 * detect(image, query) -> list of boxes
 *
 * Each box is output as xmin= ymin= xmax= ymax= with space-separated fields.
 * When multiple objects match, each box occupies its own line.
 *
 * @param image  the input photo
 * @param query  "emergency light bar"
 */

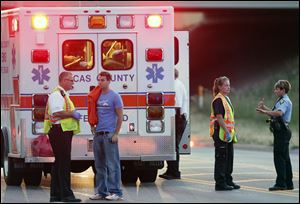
xmin=89 ymin=15 xmax=106 ymax=29
xmin=60 ymin=15 xmax=78 ymax=29
xmin=32 ymin=14 xmax=48 ymax=30
xmin=117 ymin=15 xmax=135 ymax=29
xmin=146 ymin=15 xmax=163 ymax=28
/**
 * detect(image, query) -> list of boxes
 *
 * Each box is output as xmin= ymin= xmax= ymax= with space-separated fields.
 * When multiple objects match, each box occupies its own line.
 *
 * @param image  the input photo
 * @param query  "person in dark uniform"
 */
xmin=159 ymin=69 xmax=188 ymax=180
xmin=209 ymin=76 xmax=240 ymax=191
xmin=44 ymin=72 xmax=82 ymax=202
xmin=256 ymin=80 xmax=294 ymax=191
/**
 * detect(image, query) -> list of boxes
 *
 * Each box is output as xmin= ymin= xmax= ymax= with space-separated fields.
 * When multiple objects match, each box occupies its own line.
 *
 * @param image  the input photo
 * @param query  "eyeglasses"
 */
xmin=99 ymin=79 xmax=106 ymax=82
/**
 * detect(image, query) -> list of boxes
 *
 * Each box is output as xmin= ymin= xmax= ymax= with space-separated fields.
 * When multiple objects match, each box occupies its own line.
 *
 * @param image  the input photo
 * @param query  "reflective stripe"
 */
xmin=209 ymin=93 xmax=237 ymax=143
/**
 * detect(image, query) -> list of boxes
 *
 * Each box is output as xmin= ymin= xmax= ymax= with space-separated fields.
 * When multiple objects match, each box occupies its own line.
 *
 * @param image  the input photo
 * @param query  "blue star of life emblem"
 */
xmin=32 ymin=65 xmax=50 ymax=85
xmin=146 ymin=64 xmax=164 ymax=83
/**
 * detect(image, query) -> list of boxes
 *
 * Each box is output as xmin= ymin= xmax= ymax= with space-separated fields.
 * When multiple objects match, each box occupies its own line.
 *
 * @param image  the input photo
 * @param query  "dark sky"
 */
xmin=189 ymin=9 xmax=299 ymax=94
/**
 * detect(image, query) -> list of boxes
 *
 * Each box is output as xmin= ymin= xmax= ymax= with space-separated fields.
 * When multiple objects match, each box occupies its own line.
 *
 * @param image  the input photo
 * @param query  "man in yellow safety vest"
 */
xmin=44 ymin=71 xmax=81 ymax=202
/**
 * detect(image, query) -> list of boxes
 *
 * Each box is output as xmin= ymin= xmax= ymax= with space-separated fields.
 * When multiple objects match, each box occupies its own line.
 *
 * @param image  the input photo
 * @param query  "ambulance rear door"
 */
xmin=58 ymin=34 xmax=99 ymax=135
xmin=175 ymin=31 xmax=191 ymax=154
xmin=97 ymin=34 xmax=138 ymax=135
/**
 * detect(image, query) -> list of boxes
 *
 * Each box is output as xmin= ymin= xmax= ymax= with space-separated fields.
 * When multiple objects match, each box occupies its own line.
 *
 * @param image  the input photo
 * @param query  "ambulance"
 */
xmin=1 ymin=6 xmax=190 ymax=186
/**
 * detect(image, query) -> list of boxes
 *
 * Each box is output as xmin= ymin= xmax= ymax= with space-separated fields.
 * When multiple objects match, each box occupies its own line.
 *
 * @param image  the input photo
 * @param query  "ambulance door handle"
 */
xmin=123 ymin=83 xmax=128 ymax=89
xmin=147 ymin=84 xmax=153 ymax=88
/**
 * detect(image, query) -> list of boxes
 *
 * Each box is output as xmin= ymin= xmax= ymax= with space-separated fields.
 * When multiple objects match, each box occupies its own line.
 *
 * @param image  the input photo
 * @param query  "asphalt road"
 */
xmin=1 ymin=145 xmax=299 ymax=203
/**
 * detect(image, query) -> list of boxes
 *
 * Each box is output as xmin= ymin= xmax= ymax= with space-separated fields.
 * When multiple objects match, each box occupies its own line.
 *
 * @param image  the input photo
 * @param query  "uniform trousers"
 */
xmin=213 ymin=132 xmax=234 ymax=186
xmin=48 ymin=125 xmax=75 ymax=200
xmin=273 ymin=127 xmax=293 ymax=187
xmin=166 ymin=110 xmax=187 ymax=177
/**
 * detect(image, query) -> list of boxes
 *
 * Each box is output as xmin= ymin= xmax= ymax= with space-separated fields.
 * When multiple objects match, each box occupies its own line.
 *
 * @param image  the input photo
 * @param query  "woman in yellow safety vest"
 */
xmin=209 ymin=76 xmax=240 ymax=191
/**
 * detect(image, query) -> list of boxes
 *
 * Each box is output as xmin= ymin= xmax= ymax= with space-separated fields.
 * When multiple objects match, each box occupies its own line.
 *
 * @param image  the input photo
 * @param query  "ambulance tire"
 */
xmin=3 ymin=157 xmax=23 ymax=186
xmin=121 ymin=165 xmax=138 ymax=184
xmin=138 ymin=169 xmax=158 ymax=183
xmin=23 ymin=169 xmax=42 ymax=186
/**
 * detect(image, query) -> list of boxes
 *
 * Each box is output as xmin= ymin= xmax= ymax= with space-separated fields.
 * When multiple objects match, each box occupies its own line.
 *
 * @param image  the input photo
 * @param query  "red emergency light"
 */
xmin=146 ymin=48 xmax=163 ymax=61
xmin=32 ymin=50 xmax=50 ymax=63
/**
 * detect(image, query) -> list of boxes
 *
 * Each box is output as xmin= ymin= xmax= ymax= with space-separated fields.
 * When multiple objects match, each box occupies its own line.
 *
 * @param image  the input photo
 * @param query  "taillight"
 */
xmin=146 ymin=15 xmax=163 ymax=28
xmin=33 ymin=94 xmax=49 ymax=107
xmin=147 ymin=106 xmax=164 ymax=120
xmin=146 ymin=48 xmax=163 ymax=62
xmin=147 ymin=120 xmax=164 ymax=133
xmin=32 ymin=122 xmax=45 ymax=135
xmin=147 ymin=92 xmax=163 ymax=105
xmin=32 ymin=94 xmax=48 ymax=134
xmin=89 ymin=15 xmax=106 ymax=29
xmin=60 ymin=15 xmax=78 ymax=29
xmin=32 ymin=108 xmax=46 ymax=121
xmin=32 ymin=50 xmax=50 ymax=63
xmin=32 ymin=14 xmax=48 ymax=30
xmin=117 ymin=15 xmax=135 ymax=29
xmin=146 ymin=92 xmax=165 ymax=132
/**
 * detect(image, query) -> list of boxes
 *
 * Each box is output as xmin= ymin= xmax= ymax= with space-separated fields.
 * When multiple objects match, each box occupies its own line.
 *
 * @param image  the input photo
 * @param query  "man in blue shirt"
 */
xmin=89 ymin=71 xmax=123 ymax=201
xmin=256 ymin=80 xmax=293 ymax=191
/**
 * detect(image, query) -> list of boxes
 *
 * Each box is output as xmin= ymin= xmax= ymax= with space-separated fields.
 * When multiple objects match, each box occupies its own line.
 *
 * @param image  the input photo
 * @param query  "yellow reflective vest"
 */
xmin=44 ymin=87 xmax=80 ymax=135
xmin=209 ymin=93 xmax=237 ymax=143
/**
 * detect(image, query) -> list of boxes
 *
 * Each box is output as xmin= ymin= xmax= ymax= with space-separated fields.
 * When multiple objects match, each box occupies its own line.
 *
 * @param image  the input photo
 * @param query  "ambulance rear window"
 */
xmin=101 ymin=39 xmax=133 ymax=70
xmin=62 ymin=40 xmax=95 ymax=71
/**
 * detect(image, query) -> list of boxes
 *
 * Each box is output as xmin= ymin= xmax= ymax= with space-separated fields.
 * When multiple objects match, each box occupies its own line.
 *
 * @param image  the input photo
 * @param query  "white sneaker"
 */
xmin=105 ymin=194 xmax=123 ymax=201
xmin=89 ymin=193 xmax=104 ymax=200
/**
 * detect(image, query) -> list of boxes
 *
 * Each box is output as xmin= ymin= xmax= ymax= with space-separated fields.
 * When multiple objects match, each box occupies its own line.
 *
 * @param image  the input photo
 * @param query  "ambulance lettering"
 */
xmin=111 ymin=74 xmax=135 ymax=82
xmin=73 ymin=74 xmax=91 ymax=83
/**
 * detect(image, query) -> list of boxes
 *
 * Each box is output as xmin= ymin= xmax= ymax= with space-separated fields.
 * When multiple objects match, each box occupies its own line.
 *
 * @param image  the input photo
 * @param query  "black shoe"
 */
xmin=227 ymin=182 xmax=241 ymax=189
xmin=215 ymin=184 xmax=234 ymax=191
xmin=50 ymin=196 xmax=61 ymax=202
xmin=287 ymin=186 xmax=294 ymax=190
xmin=269 ymin=185 xmax=287 ymax=191
xmin=61 ymin=197 xmax=82 ymax=202
xmin=159 ymin=173 xmax=181 ymax=180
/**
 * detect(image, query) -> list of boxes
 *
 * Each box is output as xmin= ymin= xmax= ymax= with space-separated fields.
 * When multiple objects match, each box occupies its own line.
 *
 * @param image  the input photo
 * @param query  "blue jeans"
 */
xmin=93 ymin=132 xmax=122 ymax=197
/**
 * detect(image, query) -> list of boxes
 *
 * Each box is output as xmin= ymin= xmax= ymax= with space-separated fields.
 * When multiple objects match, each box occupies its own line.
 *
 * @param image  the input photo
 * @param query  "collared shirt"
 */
xmin=274 ymin=94 xmax=292 ymax=123
xmin=174 ymin=78 xmax=188 ymax=116
xmin=48 ymin=86 xmax=68 ymax=124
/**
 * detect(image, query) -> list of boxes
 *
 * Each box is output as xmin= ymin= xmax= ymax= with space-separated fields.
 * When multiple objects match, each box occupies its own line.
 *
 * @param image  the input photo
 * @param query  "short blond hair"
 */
xmin=274 ymin=80 xmax=291 ymax=93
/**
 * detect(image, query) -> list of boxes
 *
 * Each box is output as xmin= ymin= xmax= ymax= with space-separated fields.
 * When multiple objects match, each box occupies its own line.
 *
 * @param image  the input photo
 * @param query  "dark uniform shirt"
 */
xmin=213 ymin=98 xmax=225 ymax=133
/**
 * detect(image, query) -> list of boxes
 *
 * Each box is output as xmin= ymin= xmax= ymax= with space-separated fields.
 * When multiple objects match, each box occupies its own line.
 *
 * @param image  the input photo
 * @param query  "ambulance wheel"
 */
xmin=23 ymin=169 xmax=42 ymax=186
xmin=121 ymin=165 xmax=138 ymax=184
xmin=3 ymin=157 xmax=23 ymax=186
xmin=138 ymin=169 xmax=158 ymax=183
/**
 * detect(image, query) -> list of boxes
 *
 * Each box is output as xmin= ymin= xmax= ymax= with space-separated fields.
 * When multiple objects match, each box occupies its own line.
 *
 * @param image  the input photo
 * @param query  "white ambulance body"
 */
xmin=1 ymin=7 xmax=190 ymax=186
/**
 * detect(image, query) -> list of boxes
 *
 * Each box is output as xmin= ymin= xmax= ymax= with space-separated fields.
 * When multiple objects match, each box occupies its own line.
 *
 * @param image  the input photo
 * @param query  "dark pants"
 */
xmin=166 ymin=111 xmax=187 ymax=177
xmin=48 ymin=125 xmax=75 ymax=200
xmin=273 ymin=127 xmax=293 ymax=187
xmin=213 ymin=132 xmax=234 ymax=186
